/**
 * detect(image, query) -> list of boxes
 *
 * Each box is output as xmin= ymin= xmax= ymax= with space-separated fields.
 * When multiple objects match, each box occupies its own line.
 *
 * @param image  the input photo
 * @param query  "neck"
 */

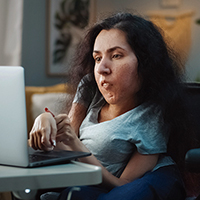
xmin=99 ymin=99 xmax=139 ymax=123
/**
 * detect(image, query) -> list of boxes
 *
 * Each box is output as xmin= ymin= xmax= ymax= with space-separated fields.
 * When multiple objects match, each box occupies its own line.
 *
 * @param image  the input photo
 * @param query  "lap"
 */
xmin=58 ymin=165 xmax=186 ymax=200
xmin=98 ymin=165 xmax=186 ymax=200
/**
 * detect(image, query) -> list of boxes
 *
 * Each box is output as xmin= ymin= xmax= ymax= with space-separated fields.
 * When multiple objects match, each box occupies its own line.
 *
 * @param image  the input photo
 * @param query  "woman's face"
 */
xmin=93 ymin=28 xmax=141 ymax=106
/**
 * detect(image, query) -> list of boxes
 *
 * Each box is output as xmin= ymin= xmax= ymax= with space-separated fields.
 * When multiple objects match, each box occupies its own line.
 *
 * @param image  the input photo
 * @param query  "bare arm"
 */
xmin=30 ymin=103 xmax=159 ymax=190
xmin=68 ymin=103 xmax=87 ymax=136
xmin=55 ymin=115 xmax=158 ymax=190
xmin=66 ymin=136 xmax=159 ymax=190
xmin=55 ymin=105 xmax=159 ymax=190
xmin=92 ymin=152 xmax=158 ymax=190
xmin=29 ymin=102 xmax=87 ymax=151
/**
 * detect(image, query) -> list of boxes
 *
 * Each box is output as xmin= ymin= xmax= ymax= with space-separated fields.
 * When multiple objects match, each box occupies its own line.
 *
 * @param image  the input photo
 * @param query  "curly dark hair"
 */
xmin=67 ymin=12 xmax=197 ymax=176
xmin=69 ymin=12 xmax=184 ymax=102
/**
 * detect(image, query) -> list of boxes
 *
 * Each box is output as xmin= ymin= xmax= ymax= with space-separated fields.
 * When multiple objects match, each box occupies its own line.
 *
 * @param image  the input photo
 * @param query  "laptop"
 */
xmin=0 ymin=66 xmax=91 ymax=167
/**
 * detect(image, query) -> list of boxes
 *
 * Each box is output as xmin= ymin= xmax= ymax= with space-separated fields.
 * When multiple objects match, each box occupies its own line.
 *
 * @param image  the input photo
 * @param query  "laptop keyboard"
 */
xmin=29 ymin=154 xmax=56 ymax=162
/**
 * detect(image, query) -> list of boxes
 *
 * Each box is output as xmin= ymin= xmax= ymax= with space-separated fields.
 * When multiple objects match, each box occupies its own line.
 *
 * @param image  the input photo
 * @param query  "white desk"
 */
xmin=0 ymin=161 xmax=102 ymax=199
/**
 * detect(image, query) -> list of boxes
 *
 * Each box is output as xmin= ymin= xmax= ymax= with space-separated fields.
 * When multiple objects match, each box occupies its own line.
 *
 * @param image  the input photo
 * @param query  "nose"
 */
xmin=96 ymin=57 xmax=111 ymax=75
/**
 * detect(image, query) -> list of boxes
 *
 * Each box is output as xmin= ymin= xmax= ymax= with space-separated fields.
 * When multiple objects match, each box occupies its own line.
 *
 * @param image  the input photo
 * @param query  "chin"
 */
xmin=105 ymin=96 xmax=117 ymax=104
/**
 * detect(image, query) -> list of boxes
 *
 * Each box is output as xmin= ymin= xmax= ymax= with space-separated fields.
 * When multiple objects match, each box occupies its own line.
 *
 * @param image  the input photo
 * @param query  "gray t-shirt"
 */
xmin=74 ymin=75 xmax=175 ymax=177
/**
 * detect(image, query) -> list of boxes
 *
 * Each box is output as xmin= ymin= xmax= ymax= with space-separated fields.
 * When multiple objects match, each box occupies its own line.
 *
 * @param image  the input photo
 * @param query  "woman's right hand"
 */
xmin=29 ymin=112 xmax=57 ymax=151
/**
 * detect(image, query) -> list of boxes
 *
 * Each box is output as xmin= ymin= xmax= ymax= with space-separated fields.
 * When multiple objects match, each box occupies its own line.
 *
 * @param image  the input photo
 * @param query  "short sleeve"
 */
xmin=129 ymin=104 xmax=169 ymax=155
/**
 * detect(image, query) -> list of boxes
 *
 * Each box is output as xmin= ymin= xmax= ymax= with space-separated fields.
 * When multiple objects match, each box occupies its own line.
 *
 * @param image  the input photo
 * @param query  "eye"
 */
xmin=94 ymin=56 xmax=101 ymax=63
xmin=112 ymin=54 xmax=122 ymax=59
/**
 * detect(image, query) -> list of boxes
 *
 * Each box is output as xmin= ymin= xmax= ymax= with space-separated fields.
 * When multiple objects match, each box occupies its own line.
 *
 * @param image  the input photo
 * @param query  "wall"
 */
xmin=21 ymin=0 xmax=200 ymax=86
xmin=22 ymin=0 xmax=63 ymax=86
xmin=183 ymin=0 xmax=200 ymax=81
xmin=0 ymin=0 xmax=8 ymax=65
xmin=95 ymin=0 xmax=200 ymax=82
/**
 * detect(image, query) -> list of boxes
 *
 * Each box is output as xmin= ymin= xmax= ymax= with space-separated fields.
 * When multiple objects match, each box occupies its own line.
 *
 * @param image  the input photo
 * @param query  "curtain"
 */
xmin=0 ymin=0 xmax=23 ymax=66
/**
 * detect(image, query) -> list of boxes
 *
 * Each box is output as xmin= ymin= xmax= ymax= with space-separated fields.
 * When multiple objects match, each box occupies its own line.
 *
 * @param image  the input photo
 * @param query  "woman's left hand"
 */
xmin=54 ymin=114 xmax=83 ymax=150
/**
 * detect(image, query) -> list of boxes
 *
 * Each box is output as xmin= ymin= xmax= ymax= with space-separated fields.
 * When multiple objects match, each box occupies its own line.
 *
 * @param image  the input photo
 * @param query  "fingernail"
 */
xmin=52 ymin=140 xmax=56 ymax=147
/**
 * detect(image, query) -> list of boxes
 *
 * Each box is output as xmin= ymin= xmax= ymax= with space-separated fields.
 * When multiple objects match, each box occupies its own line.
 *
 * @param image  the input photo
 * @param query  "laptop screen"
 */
xmin=0 ymin=66 xmax=29 ymax=167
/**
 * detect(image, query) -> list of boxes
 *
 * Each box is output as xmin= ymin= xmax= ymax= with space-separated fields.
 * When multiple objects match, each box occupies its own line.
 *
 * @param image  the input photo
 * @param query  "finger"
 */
xmin=35 ymin=131 xmax=44 ymax=150
xmin=55 ymin=114 xmax=70 ymax=126
xmin=29 ymin=133 xmax=37 ymax=150
xmin=38 ymin=112 xmax=57 ymax=149
xmin=37 ymin=132 xmax=43 ymax=150
xmin=56 ymin=133 xmax=70 ymax=145
xmin=32 ymin=132 xmax=40 ymax=150
xmin=32 ymin=130 xmax=53 ymax=151
xmin=56 ymin=117 xmax=71 ymax=133
xmin=50 ymin=123 xmax=57 ymax=147
xmin=57 ymin=124 xmax=71 ymax=136
xmin=40 ymin=126 xmax=54 ymax=149
xmin=28 ymin=139 xmax=31 ymax=147
xmin=29 ymin=112 xmax=56 ymax=151
xmin=29 ymin=128 xmax=40 ymax=150
xmin=29 ymin=126 xmax=36 ymax=149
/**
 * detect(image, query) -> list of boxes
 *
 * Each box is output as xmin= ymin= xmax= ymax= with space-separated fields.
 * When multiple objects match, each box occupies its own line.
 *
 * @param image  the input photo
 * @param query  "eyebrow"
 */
xmin=93 ymin=46 xmax=126 ymax=54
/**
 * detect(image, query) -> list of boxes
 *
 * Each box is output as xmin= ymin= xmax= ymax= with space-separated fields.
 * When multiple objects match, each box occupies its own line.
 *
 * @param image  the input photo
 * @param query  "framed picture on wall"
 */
xmin=46 ymin=0 xmax=96 ymax=76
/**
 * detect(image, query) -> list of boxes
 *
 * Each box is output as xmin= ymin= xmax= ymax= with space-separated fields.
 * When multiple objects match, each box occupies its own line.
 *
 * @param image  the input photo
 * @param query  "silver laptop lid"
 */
xmin=0 ymin=66 xmax=29 ymax=167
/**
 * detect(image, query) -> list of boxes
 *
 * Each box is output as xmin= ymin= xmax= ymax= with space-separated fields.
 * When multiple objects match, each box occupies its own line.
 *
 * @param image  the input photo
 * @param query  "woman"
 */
xmin=30 ymin=12 xmax=192 ymax=199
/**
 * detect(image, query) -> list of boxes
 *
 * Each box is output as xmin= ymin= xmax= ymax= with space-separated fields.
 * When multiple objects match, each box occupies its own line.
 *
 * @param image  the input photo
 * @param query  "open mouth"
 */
xmin=101 ymin=81 xmax=111 ymax=89
xmin=102 ymin=82 xmax=109 ymax=87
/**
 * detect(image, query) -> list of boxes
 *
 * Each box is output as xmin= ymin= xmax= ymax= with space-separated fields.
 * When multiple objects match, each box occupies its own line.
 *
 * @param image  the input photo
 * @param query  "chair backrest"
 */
xmin=167 ymin=82 xmax=200 ymax=159
xmin=184 ymin=82 xmax=200 ymax=142
xmin=183 ymin=82 xmax=200 ymax=197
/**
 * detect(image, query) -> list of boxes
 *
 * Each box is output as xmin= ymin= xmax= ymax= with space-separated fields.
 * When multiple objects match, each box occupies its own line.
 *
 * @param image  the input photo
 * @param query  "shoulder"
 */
xmin=73 ymin=74 xmax=98 ymax=107
xmin=128 ymin=103 xmax=169 ymax=154
xmin=127 ymin=102 xmax=162 ymax=123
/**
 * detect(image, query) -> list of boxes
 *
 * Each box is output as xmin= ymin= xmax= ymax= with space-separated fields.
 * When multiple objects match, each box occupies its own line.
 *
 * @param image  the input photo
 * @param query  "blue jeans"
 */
xmin=58 ymin=165 xmax=186 ymax=200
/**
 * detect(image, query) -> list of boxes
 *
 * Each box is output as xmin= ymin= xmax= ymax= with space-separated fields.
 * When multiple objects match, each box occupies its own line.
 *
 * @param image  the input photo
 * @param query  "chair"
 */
xmin=184 ymin=82 xmax=200 ymax=199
